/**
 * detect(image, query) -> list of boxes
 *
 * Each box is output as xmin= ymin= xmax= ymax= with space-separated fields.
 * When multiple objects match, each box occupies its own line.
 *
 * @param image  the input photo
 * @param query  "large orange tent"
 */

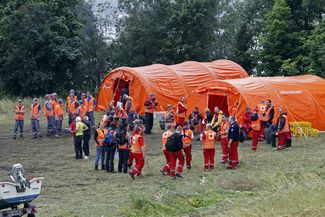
xmin=96 ymin=59 xmax=248 ymax=113
xmin=193 ymin=75 xmax=325 ymax=130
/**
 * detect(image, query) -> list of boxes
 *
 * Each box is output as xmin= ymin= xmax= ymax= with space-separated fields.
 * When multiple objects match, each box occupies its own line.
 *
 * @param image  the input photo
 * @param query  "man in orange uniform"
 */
xmin=51 ymin=93 xmax=58 ymax=109
xmin=67 ymin=91 xmax=77 ymax=125
xmin=227 ymin=116 xmax=240 ymax=169
xmin=77 ymin=100 xmax=87 ymax=118
xmin=123 ymin=94 xmax=137 ymax=126
xmin=257 ymin=100 xmax=266 ymax=141
xmin=85 ymin=91 xmax=96 ymax=128
xmin=13 ymin=99 xmax=25 ymax=139
xmin=129 ymin=127 xmax=146 ymax=179
xmin=115 ymin=104 xmax=128 ymax=118
xmin=220 ymin=115 xmax=229 ymax=164
xmin=201 ymin=124 xmax=217 ymax=171
xmin=176 ymin=96 xmax=188 ymax=127
xmin=94 ymin=122 xmax=108 ymax=170
xmin=54 ymin=99 xmax=64 ymax=138
xmin=144 ymin=93 xmax=158 ymax=134
xmin=276 ymin=108 xmax=290 ymax=150
xmin=168 ymin=126 xmax=185 ymax=179
xmin=251 ymin=108 xmax=260 ymax=151
xmin=44 ymin=94 xmax=55 ymax=137
xmin=31 ymin=98 xmax=42 ymax=139
xmin=182 ymin=121 xmax=194 ymax=169
xmin=160 ymin=124 xmax=174 ymax=175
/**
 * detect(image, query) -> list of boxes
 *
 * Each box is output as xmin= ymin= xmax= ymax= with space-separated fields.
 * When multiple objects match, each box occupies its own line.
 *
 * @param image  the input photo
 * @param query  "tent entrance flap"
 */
xmin=207 ymin=94 xmax=229 ymax=116
xmin=113 ymin=79 xmax=129 ymax=106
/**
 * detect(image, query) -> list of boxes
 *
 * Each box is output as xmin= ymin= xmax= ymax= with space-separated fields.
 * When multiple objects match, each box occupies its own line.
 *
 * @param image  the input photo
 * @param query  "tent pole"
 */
xmin=271 ymin=87 xmax=309 ymax=141
xmin=112 ymin=72 xmax=124 ymax=104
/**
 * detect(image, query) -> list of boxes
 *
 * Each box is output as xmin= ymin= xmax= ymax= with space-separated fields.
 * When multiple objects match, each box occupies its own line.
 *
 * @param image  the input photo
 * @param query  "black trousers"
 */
xmin=118 ymin=149 xmax=130 ymax=173
xmin=145 ymin=112 xmax=154 ymax=134
xmin=105 ymin=147 xmax=116 ymax=172
xmin=83 ymin=134 xmax=91 ymax=156
xmin=75 ymin=136 xmax=83 ymax=159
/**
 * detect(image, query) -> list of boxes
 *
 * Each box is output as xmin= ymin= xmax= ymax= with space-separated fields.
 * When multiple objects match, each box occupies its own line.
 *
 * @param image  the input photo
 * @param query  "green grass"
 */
xmin=0 ymin=99 xmax=325 ymax=217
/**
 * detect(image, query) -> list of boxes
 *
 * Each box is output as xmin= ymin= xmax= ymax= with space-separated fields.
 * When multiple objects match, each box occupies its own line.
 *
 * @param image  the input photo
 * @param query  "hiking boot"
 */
xmin=129 ymin=172 xmax=135 ymax=180
xmin=172 ymin=176 xmax=176 ymax=180
xmin=160 ymin=169 xmax=167 ymax=176
xmin=95 ymin=165 xmax=98 ymax=171
xmin=176 ymin=173 xmax=183 ymax=178
xmin=187 ymin=165 xmax=192 ymax=170
xmin=226 ymin=166 xmax=236 ymax=170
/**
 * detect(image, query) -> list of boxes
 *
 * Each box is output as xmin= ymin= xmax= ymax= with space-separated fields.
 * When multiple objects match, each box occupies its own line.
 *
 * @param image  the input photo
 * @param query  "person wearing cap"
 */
xmin=67 ymin=91 xmax=77 ymax=125
xmin=144 ymin=93 xmax=158 ymax=134
xmin=73 ymin=116 xmax=89 ymax=159
xmin=82 ymin=115 xmax=91 ymax=159
xmin=54 ymin=99 xmax=64 ymax=138
xmin=124 ymin=94 xmax=136 ymax=126
xmin=44 ymin=94 xmax=55 ymax=137
xmin=13 ymin=99 xmax=25 ymax=139
xmin=31 ymin=98 xmax=42 ymax=139
xmin=84 ymin=91 xmax=96 ymax=128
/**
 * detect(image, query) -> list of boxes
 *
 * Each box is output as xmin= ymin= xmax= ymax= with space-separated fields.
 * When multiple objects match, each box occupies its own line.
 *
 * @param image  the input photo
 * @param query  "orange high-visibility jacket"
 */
xmin=220 ymin=121 xmax=229 ymax=139
xmin=182 ymin=129 xmax=193 ymax=148
xmin=54 ymin=104 xmax=63 ymax=119
xmin=31 ymin=104 xmax=40 ymax=120
xmin=131 ymin=134 xmax=144 ymax=153
xmin=278 ymin=115 xmax=290 ymax=133
xmin=125 ymin=97 xmax=136 ymax=113
xmin=15 ymin=105 xmax=25 ymax=120
xmin=203 ymin=129 xmax=217 ymax=149
xmin=44 ymin=101 xmax=54 ymax=117
xmin=162 ymin=130 xmax=173 ymax=151
xmin=96 ymin=129 xmax=107 ymax=147
xmin=85 ymin=97 xmax=95 ymax=112
xmin=67 ymin=96 xmax=77 ymax=113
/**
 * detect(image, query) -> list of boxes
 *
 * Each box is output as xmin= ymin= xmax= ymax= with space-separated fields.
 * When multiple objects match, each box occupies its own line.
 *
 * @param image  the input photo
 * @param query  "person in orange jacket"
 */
xmin=160 ymin=124 xmax=174 ymax=175
xmin=67 ymin=91 xmax=77 ymax=125
xmin=123 ymin=94 xmax=137 ymax=126
xmin=220 ymin=115 xmax=229 ymax=164
xmin=77 ymin=100 xmax=87 ymax=118
xmin=44 ymin=94 xmax=55 ymax=137
xmin=251 ymin=107 xmax=260 ymax=151
xmin=144 ymin=93 xmax=158 ymax=134
xmin=13 ymin=99 xmax=25 ymax=139
xmin=257 ymin=100 xmax=266 ymax=141
xmin=54 ymin=99 xmax=64 ymax=138
xmin=276 ymin=108 xmax=291 ymax=150
xmin=85 ymin=91 xmax=96 ymax=128
xmin=201 ymin=124 xmax=217 ymax=171
xmin=182 ymin=121 xmax=194 ymax=169
xmin=176 ymin=96 xmax=188 ymax=127
xmin=31 ymin=98 xmax=42 ymax=139
xmin=129 ymin=127 xmax=146 ymax=179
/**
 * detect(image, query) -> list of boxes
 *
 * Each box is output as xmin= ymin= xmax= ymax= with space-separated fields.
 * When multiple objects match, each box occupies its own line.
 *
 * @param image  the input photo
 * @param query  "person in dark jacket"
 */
xmin=105 ymin=123 xmax=117 ymax=173
xmin=82 ymin=116 xmax=91 ymax=159
xmin=227 ymin=116 xmax=240 ymax=169
xmin=167 ymin=126 xmax=185 ymax=179
xmin=264 ymin=99 xmax=275 ymax=144
xmin=116 ymin=118 xmax=130 ymax=173
xmin=188 ymin=107 xmax=202 ymax=130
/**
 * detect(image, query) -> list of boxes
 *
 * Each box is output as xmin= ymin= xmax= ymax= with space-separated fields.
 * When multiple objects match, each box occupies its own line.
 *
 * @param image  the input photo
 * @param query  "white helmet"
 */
xmin=76 ymin=117 xmax=82 ymax=122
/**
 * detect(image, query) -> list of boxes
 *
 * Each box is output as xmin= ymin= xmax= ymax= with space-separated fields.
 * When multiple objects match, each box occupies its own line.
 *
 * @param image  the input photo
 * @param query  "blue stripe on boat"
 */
xmin=0 ymin=194 xmax=39 ymax=210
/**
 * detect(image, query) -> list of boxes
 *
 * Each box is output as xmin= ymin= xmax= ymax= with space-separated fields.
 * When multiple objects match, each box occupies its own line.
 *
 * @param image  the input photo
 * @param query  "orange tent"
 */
xmin=193 ymin=75 xmax=325 ymax=130
xmin=96 ymin=59 xmax=248 ymax=113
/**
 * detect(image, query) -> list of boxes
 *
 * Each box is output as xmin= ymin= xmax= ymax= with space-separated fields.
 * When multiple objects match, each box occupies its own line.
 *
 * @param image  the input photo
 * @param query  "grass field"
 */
xmin=1 ymin=99 xmax=325 ymax=217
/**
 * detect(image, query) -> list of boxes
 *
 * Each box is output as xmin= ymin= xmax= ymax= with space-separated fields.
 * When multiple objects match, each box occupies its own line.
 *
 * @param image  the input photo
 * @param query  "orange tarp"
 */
xmin=193 ymin=75 xmax=325 ymax=130
xmin=97 ymin=59 xmax=248 ymax=113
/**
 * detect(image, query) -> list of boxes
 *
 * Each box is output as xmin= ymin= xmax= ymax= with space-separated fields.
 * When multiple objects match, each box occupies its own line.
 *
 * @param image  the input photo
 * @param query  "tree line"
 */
xmin=0 ymin=0 xmax=324 ymax=96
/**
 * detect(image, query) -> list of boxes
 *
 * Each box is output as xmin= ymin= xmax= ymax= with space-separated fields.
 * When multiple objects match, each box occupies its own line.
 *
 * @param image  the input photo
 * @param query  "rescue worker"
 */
xmin=44 ymin=94 xmax=55 ymax=137
xmin=54 ymin=99 xmax=64 ymax=138
xmin=242 ymin=107 xmax=252 ymax=134
xmin=201 ymin=124 xmax=217 ymax=171
xmin=188 ymin=107 xmax=202 ymax=130
xmin=165 ymin=104 xmax=176 ymax=124
xmin=276 ymin=108 xmax=290 ymax=150
xmin=168 ymin=126 xmax=185 ymax=179
xmin=105 ymin=124 xmax=117 ymax=173
xmin=116 ymin=118 xmax=130 ymax=173
xmin=31 ymin=98 xmax=41 ymax=139
xmin=124 ymin=94 xmax=136 ymax=126
xmin=227 ymin=116 xmax=240 ymax=169
xmin=203 ymin=108 xmax=213 ymax=124
xmin=115 ymin=104 xmax=128 ymax=118
xmin=144 ymin=93 xmax=158 ymax=134
xmin=94 ymin=122 xmax=107 ymax=170
xmin=85 ymin=91 xmax=96 ymax=128
xmin=251 ymin=107 xmax=260 ymax=151
xmin=51 ymin=93 xmax=58 ymax=109
xmin=129 ymin=127 xmax=146 ymax=179
xmin=182 ymin=121 xmax=194 ymax=169
xmin=82 ymin=116 xmax=91 ymax=159
xmin=264 ymin=99 xmax=275 ymax=144
xmin=74 ymin=116 xmax=89 ymax=159
xmin=211 ymin=107 xmax=223 ymax=131
xmin=220 ymin=115 xmax=229 ymax=164
xmin=257 ymin=100 xmax=266 ymax=141
xmin=176 ymin=96 xmax=188 ymax=127
xmin=160 ymin=124 xmax=173 ymax=175
xmin=67 ymin=92 xmax=77 ymax=125
xmin=77 ymin=100 xmax=87 ymax=118
xmin=13 ymin=99 xmax=25 ymax=139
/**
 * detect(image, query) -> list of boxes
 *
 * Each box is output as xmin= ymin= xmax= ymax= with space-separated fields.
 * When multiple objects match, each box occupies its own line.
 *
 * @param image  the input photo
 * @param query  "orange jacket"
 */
xmin=162 ymin=130 xmax=173 ymax=151
xmin=125 ymin=97 xmax=136 ymax=113
xmin=31 ymin=104 xmax=41 ymax=120
xmin=78 ymin=105 xmax=87 ymax=118
xmin=182 ymin=129 xmax=193 ymax=148
xmin=15 ymin=104 xmax=25 ymax=120
xmin=131 ymin=134 xmax=144 ymax=153
xmin=85 ymin=97 xmax=95 ymax=112
xmin=145 ymin=99 xmax=155 ymax=113
xmin=54 ymin=103 xmax=63 ymax=120
xmin=44 ymin=101 xmax=54 ymax=117
xmin=202 ymin=129 xmax=217 ymax=149
xmin=278 ymin=115 xmax=290 ymax=133
xmin=96 ymin=128 xmax=107 ymax=147
xmin=176 ymin=102 xmax=187 ymax=118
xmin=67 ymin=96 xmax=77 ymax=113
xmin=220 ymin=121 xmax=229 ymax=139
xmin=257 ymin=103 xmax=266 ymax=120
xmin=115 ymin=108 xmax=128 ymax=118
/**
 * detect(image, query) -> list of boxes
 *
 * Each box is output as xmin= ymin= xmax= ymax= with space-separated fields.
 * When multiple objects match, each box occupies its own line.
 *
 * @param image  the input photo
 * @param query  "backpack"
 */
xmin=239 ymin=127 xmax=246 ymax=143
xmin=165 ymin=133 xmax=182 ymax=152
xmin=116 ymin=130 xmax=128 ymax=146
xmin=103 ymin=130 xmax=115 ymax=148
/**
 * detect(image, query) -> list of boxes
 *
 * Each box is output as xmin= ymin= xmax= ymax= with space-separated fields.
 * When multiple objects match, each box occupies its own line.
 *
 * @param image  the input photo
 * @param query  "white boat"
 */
xmin=0 ymin=164 xmax=44 ymax=217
